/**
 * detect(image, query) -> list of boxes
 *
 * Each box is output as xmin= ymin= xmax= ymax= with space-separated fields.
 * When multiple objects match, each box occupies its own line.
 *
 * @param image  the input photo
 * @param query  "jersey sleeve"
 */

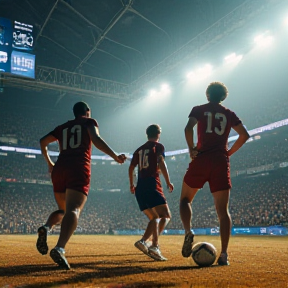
xmin=86 ymin=118 xmax=98 ymax=128
xmin=49 ymin=126 xmax=61 ymax=140
xmin=130 ymin=152 xmax=139 ymax=167
xmin=157 ymin=143 xmax=165 ymax=158
xmin=231 ymin=112 xmax=242 ymax=127
xmin=188 ymin=106 xmax=201 ymax=120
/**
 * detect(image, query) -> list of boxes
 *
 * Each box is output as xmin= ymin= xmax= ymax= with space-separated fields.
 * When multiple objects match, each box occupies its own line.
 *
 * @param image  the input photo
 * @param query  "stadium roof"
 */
xmin=0 ymin=0 xmax=286 ymax=104
xmin=1 ymin=0 xmax=252 ymax=84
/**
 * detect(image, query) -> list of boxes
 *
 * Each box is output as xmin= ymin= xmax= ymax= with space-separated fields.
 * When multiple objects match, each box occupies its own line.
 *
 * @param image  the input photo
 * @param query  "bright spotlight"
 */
xmin=160 ymin=83 xmax=170 ymax=91
xmin=254 ymin=32 xmax=273 ymax=47
xmin=148 ymin=89 xmax=157 ymax=97
xmin=187 ymin=64 xmax=213 ymax=82
xmin=224 ymin=53 xmax=243 ymax=64
xmin=285 ymin=16 xmax=288 ymax=27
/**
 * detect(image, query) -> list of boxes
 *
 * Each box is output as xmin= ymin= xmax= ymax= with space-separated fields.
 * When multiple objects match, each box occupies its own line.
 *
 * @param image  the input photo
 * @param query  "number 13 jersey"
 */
xmin=189 ymin=102 xmax=242 ymax=154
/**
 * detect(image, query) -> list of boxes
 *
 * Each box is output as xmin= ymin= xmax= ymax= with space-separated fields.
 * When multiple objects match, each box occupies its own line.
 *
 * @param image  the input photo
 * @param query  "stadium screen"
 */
xmin=0 ymin=17 xmax=35 ymax=79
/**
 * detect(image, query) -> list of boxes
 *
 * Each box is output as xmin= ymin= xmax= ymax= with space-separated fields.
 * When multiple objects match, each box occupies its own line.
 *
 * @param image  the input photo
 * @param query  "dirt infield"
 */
xmin=0 ymin=235 xmax=287 ymax=288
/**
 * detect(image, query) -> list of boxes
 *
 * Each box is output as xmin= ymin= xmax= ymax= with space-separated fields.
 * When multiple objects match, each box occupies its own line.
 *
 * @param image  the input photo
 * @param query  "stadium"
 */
xmin=0 ymin=0 xmax=288 ymax=287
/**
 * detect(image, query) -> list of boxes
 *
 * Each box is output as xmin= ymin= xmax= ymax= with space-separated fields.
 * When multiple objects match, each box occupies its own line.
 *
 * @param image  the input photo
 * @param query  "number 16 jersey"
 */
xmin=131 ymin=141 xmax=165 ymax=180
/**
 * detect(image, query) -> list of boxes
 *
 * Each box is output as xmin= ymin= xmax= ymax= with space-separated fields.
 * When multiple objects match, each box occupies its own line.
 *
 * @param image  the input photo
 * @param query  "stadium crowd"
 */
xmin=0 ymin=164 xmax=287 ymax=234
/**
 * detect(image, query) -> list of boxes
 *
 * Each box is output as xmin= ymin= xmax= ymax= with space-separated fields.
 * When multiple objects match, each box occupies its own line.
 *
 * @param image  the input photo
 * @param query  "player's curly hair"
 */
xmin=73 ymin=101 xmax=90 ymax=117
xmin=206 ymin=82 xmax=228 ymax=103
xmin=146 ymin=124 xmax=161 ymax=139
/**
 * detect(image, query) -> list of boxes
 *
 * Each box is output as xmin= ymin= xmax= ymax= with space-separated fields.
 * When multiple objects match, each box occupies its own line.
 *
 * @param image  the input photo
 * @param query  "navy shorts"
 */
xmin=135 ymin=177 xmax=166 ymax=211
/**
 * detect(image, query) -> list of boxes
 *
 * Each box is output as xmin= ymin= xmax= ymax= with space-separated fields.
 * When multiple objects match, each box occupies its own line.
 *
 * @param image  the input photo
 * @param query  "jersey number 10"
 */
xmin=62 ymin=125 xmax=82 ymax=150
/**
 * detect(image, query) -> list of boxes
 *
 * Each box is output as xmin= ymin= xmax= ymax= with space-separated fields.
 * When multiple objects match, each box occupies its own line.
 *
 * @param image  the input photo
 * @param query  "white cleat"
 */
xmin=148 ymin=246 xmax=167 ymax=261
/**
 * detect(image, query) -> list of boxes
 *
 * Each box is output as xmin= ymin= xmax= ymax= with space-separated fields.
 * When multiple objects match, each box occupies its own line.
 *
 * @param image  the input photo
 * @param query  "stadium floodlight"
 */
xmin=224 ymin=53 xmax=243 ymax=64
xmin=148 ymin=89 xmax=157 ymax=97
xmin=254 ymin=32 xmax=274 ymax=47
xmin=160 ymin=83 xmax=170 ymax=92
xmin=186 ymin=64 xmax=213 ymax=81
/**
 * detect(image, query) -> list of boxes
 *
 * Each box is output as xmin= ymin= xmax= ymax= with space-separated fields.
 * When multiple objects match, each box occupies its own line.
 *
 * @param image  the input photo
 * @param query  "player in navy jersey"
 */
xmin=36 ymin=101 xmax=126 ymax=269
xmin=180 ymin=82 xmax=249 ymax=265
xmin=129 ymin=124 xmax=174 ymax=261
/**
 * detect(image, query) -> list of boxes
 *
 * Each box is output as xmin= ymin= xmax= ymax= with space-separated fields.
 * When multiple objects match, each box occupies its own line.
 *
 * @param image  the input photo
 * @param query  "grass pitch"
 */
xmin=0 ymin=235 xmax=287 ymax=288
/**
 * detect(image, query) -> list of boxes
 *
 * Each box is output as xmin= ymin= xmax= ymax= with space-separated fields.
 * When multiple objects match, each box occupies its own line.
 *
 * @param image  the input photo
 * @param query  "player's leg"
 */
xmin=36 ymin=192 xmax=65 ymax=255
xmin=153 ymin=203 xmax=171 ymax=241
xmin=212 ymin=189 xmax=231 ymax=265
xmin=179 ymin=182 xmax=199 ymax=257
xmin=56 ymin=189 xmax=87 ymax=248
xmin=50 ymin=189 xmax=87 ymax=269
xmin=142 ymin=208 xmax=159 ymax=244
xmin=180 ymin=182 xmax=198 ymax=233
xmin=45 ymin=192 xmax=66 ymax=229
xmin=134 ymin=208 xmax=159 ymax=256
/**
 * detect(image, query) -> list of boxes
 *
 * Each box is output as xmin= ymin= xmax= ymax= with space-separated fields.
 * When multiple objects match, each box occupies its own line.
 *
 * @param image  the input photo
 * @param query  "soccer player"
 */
xmin=129 ymin=124 xmax=174 ymax=261
xmin=36 ymin=101 xmax=126 ymax=269
xmin=180 ymin=82 xmax=249 ymax=265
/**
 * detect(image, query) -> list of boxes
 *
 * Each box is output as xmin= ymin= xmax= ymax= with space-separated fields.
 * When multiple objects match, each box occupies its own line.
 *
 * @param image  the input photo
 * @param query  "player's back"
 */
xmin=132 ymin=141 xmax=164 ymax=179
xmin=51 ymin=116 xmax=97 ymax=166
xmin=191 ymin=102 xmax=241 ymax=153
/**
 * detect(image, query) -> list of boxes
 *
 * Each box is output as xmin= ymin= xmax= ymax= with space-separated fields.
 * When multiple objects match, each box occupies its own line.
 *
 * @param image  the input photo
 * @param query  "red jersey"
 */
xmin=189 ymin=102 xmax=241 ymax=153
xmin=49 ymin=117 xmax=98 ymax=171
xmin=131 ymin=141 xmax=165 ymax=180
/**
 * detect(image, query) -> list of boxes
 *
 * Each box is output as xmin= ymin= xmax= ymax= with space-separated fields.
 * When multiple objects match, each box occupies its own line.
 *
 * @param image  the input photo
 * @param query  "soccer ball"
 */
xmin=191 ymin=242 xmax=217 ymax=267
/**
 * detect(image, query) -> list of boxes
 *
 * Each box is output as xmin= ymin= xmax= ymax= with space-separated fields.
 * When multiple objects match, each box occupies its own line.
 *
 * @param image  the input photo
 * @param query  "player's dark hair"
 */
xmin=206 ymin=82 xmax=228 ymax=103
xmin=73 ymin=101 xmax=90 ymax=117
xmin=146 ymin=124 xmax=161 ymax=139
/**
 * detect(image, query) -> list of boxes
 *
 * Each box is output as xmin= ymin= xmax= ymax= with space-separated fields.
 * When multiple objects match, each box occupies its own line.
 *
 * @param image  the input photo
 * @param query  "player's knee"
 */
xmin=56 ymin=209 xmax=65 ymax=215
xmin=67 ymin=208 xmax=81 ymax=218
xmin=180 ymin=197 xmax=190 ymax=206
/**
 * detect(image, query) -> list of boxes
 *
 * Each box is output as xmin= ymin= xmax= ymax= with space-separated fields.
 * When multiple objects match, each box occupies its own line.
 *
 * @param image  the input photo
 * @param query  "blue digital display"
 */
xmin=0 ymin=17 xmax=35 ymax=78
xmin=11 ymin=51 xmax=35 ymax=78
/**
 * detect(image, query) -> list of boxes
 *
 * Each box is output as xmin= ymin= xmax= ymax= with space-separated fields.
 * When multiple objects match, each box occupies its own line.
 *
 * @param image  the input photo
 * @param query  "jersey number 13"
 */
xmin=204 ymin=112 xmax=227 ymax=135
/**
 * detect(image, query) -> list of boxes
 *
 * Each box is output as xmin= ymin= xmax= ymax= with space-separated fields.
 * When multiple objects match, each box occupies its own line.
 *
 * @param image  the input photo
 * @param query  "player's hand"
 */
xmin=115 ymin=154 xmax=127 ymax=164
xmin=130 ymin=184 xmax=135 ymax=194
xmin=189 ymin=147 xmax=198 ymax=160
xmin=167 ymin=182 xmax=174 ymax=193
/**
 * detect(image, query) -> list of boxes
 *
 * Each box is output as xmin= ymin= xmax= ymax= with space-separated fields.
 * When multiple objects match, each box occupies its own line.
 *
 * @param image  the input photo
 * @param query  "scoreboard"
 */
xmin=0 ymin=17 xmax=35 ymax=79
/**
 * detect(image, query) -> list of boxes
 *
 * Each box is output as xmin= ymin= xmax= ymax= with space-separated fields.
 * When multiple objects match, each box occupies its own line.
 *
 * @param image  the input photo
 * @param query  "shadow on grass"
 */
xmin=0 ymin=262 xmax=220 ymax=288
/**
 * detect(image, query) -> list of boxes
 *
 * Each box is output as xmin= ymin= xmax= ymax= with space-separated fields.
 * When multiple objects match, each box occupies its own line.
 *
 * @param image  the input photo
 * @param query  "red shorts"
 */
xmin=51 ymin=163 xmax=90 ymax=195
xmin=184 ymin=152 xmax=231 ymax=193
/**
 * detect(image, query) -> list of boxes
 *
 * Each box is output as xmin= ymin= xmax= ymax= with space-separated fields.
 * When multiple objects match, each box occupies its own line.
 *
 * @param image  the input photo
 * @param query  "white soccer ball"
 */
xmin=191 ymin=242 xmax=217 ymax=267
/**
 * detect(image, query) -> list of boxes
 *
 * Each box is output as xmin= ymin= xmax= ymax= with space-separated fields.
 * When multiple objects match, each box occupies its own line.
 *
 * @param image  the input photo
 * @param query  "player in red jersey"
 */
xmin=129 ymin=124 xmax=174 ymax=261
xmin=36 ymin=101 xmax=126 ymax=269
xmin=180 ymin=82 xmax=249 ymax=265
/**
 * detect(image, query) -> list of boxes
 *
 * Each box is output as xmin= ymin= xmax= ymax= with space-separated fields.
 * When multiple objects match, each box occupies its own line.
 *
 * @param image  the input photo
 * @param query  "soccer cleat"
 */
xmin=36 ymin=225 xmax=48 ymax=255
xmin=134 ymin=239 xmax=149 ymax=255
xmin=50 ymin=247 xmax=70 ymax=270
xmin=217 ymin=252 xmax=230 ymax=266
xmin=181 ymin=231 xmax=194 ymax=257
xmin=148 ymin=246 xmax=167 ymax=261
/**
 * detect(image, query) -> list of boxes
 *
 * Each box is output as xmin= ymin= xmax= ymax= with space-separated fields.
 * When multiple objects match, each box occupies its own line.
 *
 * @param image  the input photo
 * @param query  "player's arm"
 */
xmin=228 ymin=123 xmax=250 ymax=157
xmin=87 ymin=125 xmax=126 ymax=164
xmin=40 ymin=133 xmax=57 ymax=173
xmin=185 ymin=116 xmax=198 ymax=160
xmin=128 ymin=163 xmax=136 ymax=194
xmin=158 ymin=155 xmax=174 ymax=193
